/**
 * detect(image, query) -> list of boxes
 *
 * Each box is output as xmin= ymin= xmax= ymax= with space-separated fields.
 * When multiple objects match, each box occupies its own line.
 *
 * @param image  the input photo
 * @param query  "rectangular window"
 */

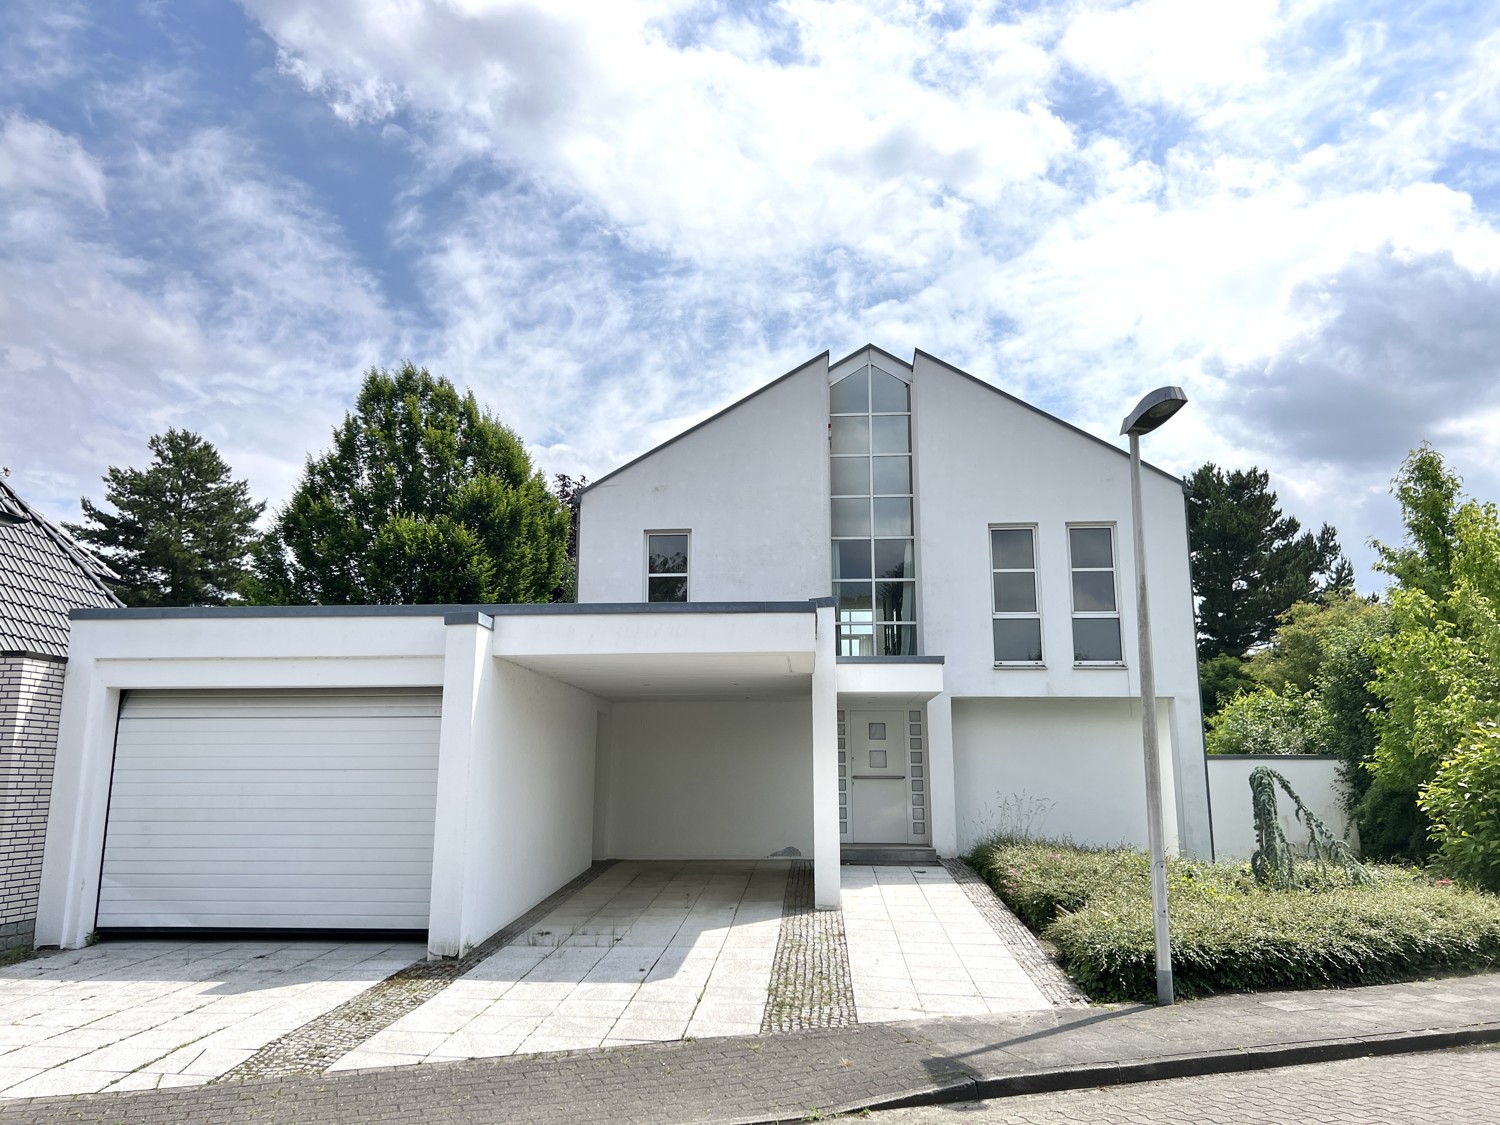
xmin=1069 ymin=525 xmax=1122 ymax=662
xmin=991 ymin=526 xmax=1042 ymax=663
xmin=646 ymin=532 xmax=689 ymax=602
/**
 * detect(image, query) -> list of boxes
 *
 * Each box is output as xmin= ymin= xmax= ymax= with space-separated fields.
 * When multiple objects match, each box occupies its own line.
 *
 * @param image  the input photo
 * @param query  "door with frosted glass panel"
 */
xmin=847 ymin=710 xmax=909 ymax=842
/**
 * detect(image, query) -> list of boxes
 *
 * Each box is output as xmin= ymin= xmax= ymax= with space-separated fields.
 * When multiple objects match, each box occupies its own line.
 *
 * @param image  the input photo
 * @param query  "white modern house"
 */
xmin=36 ymin=346 xmax=1209 ymax=958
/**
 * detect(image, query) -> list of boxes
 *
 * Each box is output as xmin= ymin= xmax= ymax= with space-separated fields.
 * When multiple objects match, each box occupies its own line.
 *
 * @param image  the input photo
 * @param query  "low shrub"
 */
xmin=1421 ymin=721 xmax=1500 ymax=892
xmin=970 ymin=837 xmax=1500 ymax=1003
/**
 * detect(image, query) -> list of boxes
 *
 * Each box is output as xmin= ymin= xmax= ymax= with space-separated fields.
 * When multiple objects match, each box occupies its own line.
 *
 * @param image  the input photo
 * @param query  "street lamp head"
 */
xmin=1120 ymin=386 xmax=1188 ymax=437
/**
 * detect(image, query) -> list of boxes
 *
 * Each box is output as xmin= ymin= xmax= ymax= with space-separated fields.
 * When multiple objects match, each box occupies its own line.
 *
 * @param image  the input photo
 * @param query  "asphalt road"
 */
xmin=867 ymin=1045 xmax=1500 ymax=1124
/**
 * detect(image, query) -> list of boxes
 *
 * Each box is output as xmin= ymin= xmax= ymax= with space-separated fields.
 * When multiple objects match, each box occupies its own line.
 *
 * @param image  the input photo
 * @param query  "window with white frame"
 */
xmin=829 ymin=362 xmax=916 ymax=655
xmin=646 ymin=532 xmax=689 ymax=602
xmin=991 ymin=526 xmax=1042 ymax=663
xmin=1069 ymin=525 xmax=1122 ymax=663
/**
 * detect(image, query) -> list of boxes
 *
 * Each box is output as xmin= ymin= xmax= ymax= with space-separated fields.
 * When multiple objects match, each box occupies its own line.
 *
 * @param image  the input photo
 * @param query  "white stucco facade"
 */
xmin=37 ymin=343 xmax=1213 ymax=957
xmin=576 ymin=345 xmax=1210 ymax=860
xmin=578 ymin=354 xmax=831 ymax=604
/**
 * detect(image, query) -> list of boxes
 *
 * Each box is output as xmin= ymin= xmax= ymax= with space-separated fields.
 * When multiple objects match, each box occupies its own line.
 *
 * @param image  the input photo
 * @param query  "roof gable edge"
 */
xmin=580 ymin=351 xmax=831 ymax=495
xmin=912 ymin=350 xmax=1184 ymax=488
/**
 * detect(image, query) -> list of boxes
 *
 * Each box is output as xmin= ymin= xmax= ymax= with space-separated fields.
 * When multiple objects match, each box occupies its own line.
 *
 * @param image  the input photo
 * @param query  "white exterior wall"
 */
xmin=952 ymin=697 xmax=1178 ymax=854
xmin=910 ymin=353 xmax=1210 ymax=857
xmin=446 ymin=658 xmax=599 ymax=951
xmin=601 ymin=700 xmax=813 ymax=859
xmin=578 ymin=356 xmax=831 ymax=604
xmin=1207 ymin=755 xmax=1354 ymax=861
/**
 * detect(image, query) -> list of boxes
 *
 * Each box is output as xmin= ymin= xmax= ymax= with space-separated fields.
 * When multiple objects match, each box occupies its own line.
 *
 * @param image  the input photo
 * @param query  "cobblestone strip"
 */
xmin=220 ymin=860 xmax=619 ymax=1082
xmin=940 ymin=857 xmax=1089 ymax=1008
xmin=762 ymin=860 xmax=858 ymax=1032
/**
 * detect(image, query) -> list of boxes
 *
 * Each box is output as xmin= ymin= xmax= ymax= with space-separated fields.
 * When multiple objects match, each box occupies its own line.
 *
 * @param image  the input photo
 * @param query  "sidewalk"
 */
xmin=3 ymin=972 xmax=1497 ymax=1124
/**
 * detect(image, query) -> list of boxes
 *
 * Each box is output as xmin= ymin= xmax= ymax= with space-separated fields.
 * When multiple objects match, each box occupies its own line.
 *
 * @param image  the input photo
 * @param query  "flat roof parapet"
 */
xmin=72 ymin=601 xmax=822 ymax=621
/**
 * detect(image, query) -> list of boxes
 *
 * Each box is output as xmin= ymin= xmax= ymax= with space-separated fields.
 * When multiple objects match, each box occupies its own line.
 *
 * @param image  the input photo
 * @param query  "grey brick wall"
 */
xmin=0 ymin=654 xmax=66 ymax=951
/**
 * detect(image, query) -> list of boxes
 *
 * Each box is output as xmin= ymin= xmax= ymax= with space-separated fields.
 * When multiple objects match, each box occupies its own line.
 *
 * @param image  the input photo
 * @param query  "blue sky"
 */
xmin=4 ymin=0 xmax=1500 ymax=587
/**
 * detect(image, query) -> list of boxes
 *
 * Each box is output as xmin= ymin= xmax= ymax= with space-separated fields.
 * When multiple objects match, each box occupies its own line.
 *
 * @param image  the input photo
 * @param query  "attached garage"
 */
xmin=97 ymin=688 xmax=441 ymax=933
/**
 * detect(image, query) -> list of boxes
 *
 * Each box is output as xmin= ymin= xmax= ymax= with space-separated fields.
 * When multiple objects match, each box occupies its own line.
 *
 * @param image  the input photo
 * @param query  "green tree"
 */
xmin=549 ymin=473 xmax=588 ymax=603
xmin=1420 ymin=721 xmax=1500 ymax=891
xmin=1314 ymin=601 xmax=1391 ymax=834
xmin=66 ymin=429 xmax=263 ymax=606
xmin=1205 ymin=686 xmax=1327 ymax=756
xmin=1367 ymin=446 xmax=1500 ymax=864
xmin=1373 ymin=444 xmax=1463 ymax=602
xmin=1186 ymin=463 xmax=1345 ymax=661
xmin=1248 ymin=594 xmax=1384 ymax=696
xmin=1198 ymin=652 xmax=1255 ymax=719
xmin=251 ymin=363 xmax=569 ymax=605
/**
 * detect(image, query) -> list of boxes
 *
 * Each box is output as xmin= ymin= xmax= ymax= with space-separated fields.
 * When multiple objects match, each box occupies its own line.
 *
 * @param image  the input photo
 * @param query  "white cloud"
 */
xmin=1 ymin=114 xmax=400 ymax=526
xmin=1061 ymin=0 xmax=1285 ymax=111
xmin=0 ymin=114 xmax=106 ymax=211
xmin=245 ymin=0 xmax=1073 ymax=268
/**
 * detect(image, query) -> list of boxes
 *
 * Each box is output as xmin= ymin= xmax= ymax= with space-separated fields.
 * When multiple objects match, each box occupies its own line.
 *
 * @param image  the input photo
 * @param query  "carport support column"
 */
xmin=811 ymin=601 xmax=840 ymax=908
xmin=429 ymin=611 xmax=494 ymax=959
xmin=926 ymin=693 xmax=958 ymax=857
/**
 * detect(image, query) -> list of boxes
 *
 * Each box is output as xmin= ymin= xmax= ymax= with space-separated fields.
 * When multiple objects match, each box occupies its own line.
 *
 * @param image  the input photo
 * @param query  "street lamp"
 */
xmin=1120 ymin=385 xmax=1188 ymax=1007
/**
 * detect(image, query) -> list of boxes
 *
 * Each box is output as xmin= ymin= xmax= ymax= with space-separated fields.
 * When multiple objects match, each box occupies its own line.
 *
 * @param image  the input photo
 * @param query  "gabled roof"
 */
xmin=0 ymin=477 xmax=122 ymax=659
xmin=911 ymin=349 xmax=1183 ymax=487
xmin=582 ymin=345 xmax=1183 ymax=493
xmin=581 ymin=352 xmax=830 ymax=495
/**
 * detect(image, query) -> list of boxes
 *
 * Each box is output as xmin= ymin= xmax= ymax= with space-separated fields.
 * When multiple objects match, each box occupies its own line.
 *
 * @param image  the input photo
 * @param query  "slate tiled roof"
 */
xmin=0 ymin=478 xmax=122 ymax=659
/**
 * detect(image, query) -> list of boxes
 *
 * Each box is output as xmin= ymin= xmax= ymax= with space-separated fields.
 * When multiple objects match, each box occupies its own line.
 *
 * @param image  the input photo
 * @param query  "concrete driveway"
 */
xmin=0 ymin=860 xmax=1066 ymax=1099
xmin=0 ymin=939 xmax=423 ymax=1098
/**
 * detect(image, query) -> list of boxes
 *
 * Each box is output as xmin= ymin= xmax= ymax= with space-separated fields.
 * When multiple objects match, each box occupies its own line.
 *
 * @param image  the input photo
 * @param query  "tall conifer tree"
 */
xmin=67 ymin=429 xmax=264 ymax=606
xmin=1186 ymin=463 xmax=1345 ymax=661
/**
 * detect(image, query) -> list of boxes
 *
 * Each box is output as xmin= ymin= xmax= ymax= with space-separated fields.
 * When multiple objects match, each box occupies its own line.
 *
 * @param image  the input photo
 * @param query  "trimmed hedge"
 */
xmin=970 ymin=838 xmax=1500 ymax=1003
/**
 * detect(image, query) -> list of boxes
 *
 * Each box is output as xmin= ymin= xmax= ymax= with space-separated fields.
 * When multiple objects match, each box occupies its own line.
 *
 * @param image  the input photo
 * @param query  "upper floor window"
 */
xmin=1069 ymin=525 xmax=1122 ymax=663
xmin=647 ymin=532 xmax=689 ymax=602
xmin=830 ymin=362 xmax=915 ymax=655
xmin=991 ymin=526 xmax=1042 ymax=663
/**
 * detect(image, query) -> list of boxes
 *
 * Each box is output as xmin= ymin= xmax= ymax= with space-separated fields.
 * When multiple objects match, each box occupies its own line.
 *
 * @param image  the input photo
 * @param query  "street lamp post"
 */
xmin=1120 ymin=386 xmax=1188 ymax=1007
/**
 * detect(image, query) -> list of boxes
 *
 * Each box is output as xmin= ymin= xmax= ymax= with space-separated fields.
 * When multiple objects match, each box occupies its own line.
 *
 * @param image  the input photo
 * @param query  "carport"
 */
xmin=430 ymin=602 xmax=838 ymax=956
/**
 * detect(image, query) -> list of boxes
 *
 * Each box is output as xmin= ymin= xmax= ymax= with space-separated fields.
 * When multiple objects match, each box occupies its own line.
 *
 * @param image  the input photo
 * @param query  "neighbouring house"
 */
xmin=0 ymin=477 xmax=121 ymax=950
xmin=36 ymin=347 xmax=1209 ymax=958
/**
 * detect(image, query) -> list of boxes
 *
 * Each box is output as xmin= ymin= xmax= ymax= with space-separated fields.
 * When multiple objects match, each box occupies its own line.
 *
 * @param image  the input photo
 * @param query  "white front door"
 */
xmin=847 ymin=709 xmax=909 ymax=843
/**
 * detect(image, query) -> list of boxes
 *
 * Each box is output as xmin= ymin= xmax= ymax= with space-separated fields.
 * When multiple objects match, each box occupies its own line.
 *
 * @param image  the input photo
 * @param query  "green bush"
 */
xmin=1421 ymin=721 xmax=1500 ymax=891
xmin=970 ymin=837 xmax=1500 ymax=1003
xmin=1205 ymin=686 xmax=1328 ymax=756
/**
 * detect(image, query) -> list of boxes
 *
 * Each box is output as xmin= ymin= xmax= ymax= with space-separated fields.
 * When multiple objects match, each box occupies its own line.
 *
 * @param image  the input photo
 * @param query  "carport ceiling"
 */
xmin=501 ymin=652 xmax=814 ymax=701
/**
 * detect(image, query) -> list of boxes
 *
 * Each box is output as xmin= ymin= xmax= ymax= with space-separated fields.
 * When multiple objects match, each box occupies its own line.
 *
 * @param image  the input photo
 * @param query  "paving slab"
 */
xmin=0 ymin=858 xmax=1076 ymax=1099
xmin=2 ymin=974 xmax=1498 ymax=1124
xmin=0 ymin=938 xmax=423 ymax=1101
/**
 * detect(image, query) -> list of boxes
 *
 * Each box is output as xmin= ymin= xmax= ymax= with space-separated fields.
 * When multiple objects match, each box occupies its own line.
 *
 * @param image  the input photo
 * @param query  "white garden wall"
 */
xmin=600 ymin=699 xmax=813 ymax=859
xmin=1207 ymin=755 xmax=1353 ymax=861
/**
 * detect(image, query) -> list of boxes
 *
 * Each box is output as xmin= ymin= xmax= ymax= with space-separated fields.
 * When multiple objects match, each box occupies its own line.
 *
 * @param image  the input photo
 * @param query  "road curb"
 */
xmin=793 ymin=1022 xmax=1500 ymax=1123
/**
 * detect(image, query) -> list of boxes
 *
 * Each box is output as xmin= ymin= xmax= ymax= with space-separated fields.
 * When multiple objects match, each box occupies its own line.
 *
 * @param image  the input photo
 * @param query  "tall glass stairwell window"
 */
xmin=830 ymin=362 xmax=916 ymax=655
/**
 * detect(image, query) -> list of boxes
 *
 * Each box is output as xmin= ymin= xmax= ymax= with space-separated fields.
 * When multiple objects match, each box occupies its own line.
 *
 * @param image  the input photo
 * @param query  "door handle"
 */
xmin=850 ymin=774 xmax=907 ymax=780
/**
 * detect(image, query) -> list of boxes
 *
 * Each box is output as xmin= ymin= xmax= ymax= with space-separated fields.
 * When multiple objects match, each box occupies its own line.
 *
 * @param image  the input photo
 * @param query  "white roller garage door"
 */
xmin=98 ymin=688 xmax=441 ymax=931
